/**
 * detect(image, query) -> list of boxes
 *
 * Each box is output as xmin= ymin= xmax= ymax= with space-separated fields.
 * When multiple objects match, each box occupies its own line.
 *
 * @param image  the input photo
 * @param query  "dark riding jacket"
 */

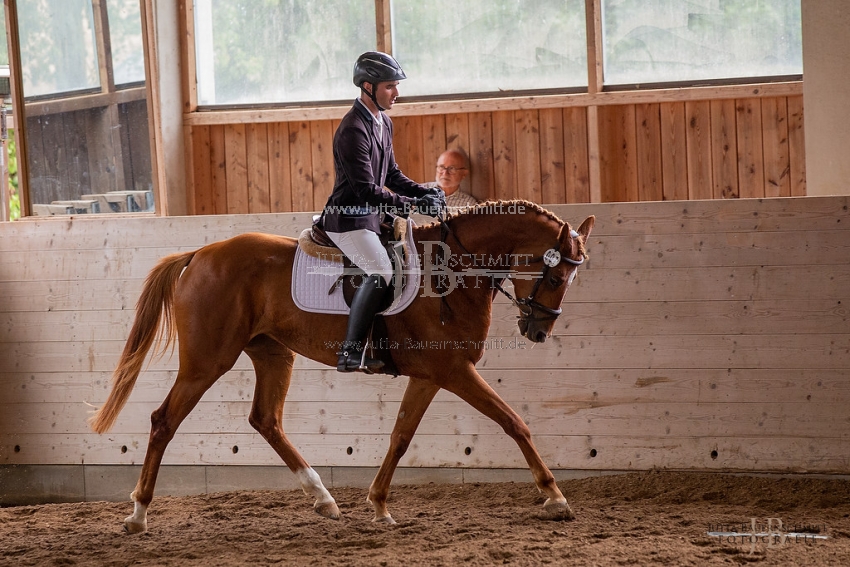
xmin=320 ymin=99 xmax=428 ymax=234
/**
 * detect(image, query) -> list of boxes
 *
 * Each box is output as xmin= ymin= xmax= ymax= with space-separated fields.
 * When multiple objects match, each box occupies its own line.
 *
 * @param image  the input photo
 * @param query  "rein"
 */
xmin=435 ymin=211 xmax=583 ymax=324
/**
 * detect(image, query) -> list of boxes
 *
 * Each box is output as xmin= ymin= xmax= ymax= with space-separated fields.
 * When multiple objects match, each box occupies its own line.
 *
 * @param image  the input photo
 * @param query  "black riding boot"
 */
xmin=337 ymin=274 xmax=387 ymax=373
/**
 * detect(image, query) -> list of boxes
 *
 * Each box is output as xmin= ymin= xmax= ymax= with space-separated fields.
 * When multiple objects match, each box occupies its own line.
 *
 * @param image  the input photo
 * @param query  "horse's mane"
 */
xmin=420 ymin=199 xmax=588 ymax=259
xmin=423 ymin=199 xmax=566 ymax=227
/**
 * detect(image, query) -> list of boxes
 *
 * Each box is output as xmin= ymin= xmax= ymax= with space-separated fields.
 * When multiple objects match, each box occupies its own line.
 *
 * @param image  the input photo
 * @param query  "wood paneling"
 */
xmin=469 ymin=112 xmax=495 ymax=201
xmin=223 ymin=124 xmax=248 ymax=214
xmin=288 ymin=121 xmax=314 ymax=211
xmin=563 ymin=107 xmax=590 ymax=204
xmin=2 ymin=196 xmax=848 ymax=473
xmin=309 ymin=120 xmax=334 ymax=209
xmin=189 ymin=125 xmax=212 ymax=214
xmin=421 ymin=114 xmax=446 ymax=184
xmin=685 ymin=101 xmax=712 ymax=200
xmin=185 ymin=95 xmax=805 ymax=211
xmin=514 ymin=110 xmax=541 ymax=203
xmin=445 ymin=113 xmax=470 ymax=155
xmin=246 ymin=123 xmax=270 ymax=213
xmin=635 ymin=103 xmax=662 ymax=202
xmin=710 ymin=99 xmax=738 ymax=199
xmin=492 ymin=111 xmax=517 ymax=200
xmin=660 ymin=102 xmax=688 ymax=201
xmin=598 ymin=104 xmax=638 ymax=202
xmin=267 ymin=122 xmax=292 ymax=212
xmin=761 ymin=97 xmax=790 ymax=198
xmin=787 ymin=96 xmax=807 ymax=197
xmin=210 ymin=125 xmax=227 ymax=214
xmin=4 ymin=399 xmax=850 ymax=439
xmin=736 ymin=98 xmax=765 ymax=199
xmin=393 ymin=115 xmax=425 ymax=183
xmin=539 ymin=108 xmax=567 ymax=204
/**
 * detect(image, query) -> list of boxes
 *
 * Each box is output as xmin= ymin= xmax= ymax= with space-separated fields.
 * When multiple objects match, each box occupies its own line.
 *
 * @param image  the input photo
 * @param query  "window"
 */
xmin=601 ymin=0 xmax=803 ymax=86
xmin=194 ymin=0 xmax=376 ymax=106
xmin=192 ymin=0 xmax=802 ymax=106
xmin=391 ymin=0 xmax=588 ymax=97
xmin=7 ymin=0 xmax=153 ymax=217
xmin=107 ymin=0 xmax=146 ymax=86
xmin=18 ymin=0 xmax=100 ymax=98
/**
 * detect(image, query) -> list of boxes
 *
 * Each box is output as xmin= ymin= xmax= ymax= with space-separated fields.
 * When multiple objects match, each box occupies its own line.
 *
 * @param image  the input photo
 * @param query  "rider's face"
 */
xmin=372 ymin=81 xmax=399 ymax=110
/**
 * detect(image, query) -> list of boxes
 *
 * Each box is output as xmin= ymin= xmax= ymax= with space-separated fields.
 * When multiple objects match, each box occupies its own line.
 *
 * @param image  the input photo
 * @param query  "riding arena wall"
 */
xmin=1 ymin=196 xmax=848 ymax=504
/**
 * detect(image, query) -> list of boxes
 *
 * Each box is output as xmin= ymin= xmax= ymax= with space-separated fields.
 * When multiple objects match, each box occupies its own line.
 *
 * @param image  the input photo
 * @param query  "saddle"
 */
xmin=291 ymin=216 xmax=420 ymax=316
xmin=301 ymin=215 xmax=409 ymax=263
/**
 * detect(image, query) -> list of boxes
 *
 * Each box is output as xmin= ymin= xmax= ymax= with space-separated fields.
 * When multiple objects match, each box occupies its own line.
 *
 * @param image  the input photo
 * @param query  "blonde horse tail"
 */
xmin=88 ymin=250 xmax=196 ymax=434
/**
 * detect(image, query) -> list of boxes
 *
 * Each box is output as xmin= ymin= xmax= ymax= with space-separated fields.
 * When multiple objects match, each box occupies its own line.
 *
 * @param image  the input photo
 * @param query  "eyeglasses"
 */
xmin=436 ymin=165 xmax=467 ymax=174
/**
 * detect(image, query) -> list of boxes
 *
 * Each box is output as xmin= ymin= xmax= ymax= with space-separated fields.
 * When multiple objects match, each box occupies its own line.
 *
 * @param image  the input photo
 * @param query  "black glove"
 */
xmin=413 ymin=194 xmax=444 ymax=217
xmin=424 ymin=186 xmax=445 ymax=199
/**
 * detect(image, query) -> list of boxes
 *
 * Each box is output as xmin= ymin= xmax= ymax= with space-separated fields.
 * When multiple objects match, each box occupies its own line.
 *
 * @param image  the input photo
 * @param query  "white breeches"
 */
xmin=326 ymin=229 xmax=393 ymax=285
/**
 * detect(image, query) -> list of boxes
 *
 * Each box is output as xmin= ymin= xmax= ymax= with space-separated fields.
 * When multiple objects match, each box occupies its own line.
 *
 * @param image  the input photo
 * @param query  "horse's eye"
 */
xmin=548 ymin=275 xmax=564 ymax=288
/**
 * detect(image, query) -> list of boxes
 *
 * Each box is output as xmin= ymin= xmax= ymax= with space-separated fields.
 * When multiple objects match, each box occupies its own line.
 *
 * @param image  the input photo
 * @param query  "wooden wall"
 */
xmin=186 ymin=95 xmax=804 ymax=214
xmin=598 ymin=96 xmax=806 ymax=202
xmin=1 ymin=196 xmax=848 ymax=473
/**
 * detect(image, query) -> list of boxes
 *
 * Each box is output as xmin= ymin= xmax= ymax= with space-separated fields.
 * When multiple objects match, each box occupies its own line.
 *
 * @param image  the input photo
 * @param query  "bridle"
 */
xmin=436 ymin=210 xmax=584 ymax=324
xmin=491 ymin=234 xmax=584 ymax=323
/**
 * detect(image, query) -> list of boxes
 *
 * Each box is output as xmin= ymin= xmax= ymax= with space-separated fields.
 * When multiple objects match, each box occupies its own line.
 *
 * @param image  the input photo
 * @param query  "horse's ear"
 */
xmin=577 ymin=215 xmax=594 ymax=240
xmin=559 ymin=215 xmax=595 ymax=245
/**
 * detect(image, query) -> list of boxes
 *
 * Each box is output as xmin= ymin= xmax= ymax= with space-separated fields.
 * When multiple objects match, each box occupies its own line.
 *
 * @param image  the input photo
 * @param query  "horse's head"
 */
xmin=512 ymin=215 xmax=595 ymax=343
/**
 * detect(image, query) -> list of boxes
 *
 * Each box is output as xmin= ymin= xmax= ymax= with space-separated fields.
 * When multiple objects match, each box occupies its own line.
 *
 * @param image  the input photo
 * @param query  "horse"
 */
xmin=89 ymin=199 xmax=595 ymax=533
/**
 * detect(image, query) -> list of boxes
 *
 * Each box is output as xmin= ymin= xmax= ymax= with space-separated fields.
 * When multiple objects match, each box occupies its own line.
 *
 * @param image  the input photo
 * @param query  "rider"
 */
xmin=320 ymin=51 xmax=443 ymax=374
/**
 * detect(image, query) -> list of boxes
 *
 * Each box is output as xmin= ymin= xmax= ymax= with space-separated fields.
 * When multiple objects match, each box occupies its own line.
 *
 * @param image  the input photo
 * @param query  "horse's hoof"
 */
xmin=542 ymin=498 xmax=575 ymax=521
xmin=123 ymin=516 xmax=147 ymax=534
xmin=314 ymin=501 xmax=341 ymax=520
xmin=372 ymin=514 xmax=397 ymax=525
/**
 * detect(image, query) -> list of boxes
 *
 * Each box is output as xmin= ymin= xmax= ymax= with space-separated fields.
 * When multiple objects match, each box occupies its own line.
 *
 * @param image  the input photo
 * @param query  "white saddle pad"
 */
xmin=291 ymin=219 xmax=420 ymax=315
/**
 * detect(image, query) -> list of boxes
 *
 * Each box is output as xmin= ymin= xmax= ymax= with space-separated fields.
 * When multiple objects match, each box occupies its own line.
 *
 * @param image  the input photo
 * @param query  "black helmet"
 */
xmin=353 ymin=52 xmax=407 ymax=88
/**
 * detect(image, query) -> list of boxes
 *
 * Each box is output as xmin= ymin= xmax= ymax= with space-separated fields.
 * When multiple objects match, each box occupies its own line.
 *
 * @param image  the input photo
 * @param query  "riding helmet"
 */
xmin=353 ymin=51 xmax=407 ymax=88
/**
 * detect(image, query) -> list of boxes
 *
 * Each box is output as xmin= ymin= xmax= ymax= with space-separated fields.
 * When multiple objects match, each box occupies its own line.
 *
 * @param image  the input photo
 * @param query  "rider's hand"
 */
xmin=414 ymin=194 xmax=444 ymax=217
xmin=424 ymin=186 xmax=445 ymax=199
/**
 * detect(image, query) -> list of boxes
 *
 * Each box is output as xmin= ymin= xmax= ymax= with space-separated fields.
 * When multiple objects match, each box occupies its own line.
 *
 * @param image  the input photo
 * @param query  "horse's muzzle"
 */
xmin=517 ymin=318 xmax=529 ymax=337
xmin=518 ymin=318 xmax=550 ymax=343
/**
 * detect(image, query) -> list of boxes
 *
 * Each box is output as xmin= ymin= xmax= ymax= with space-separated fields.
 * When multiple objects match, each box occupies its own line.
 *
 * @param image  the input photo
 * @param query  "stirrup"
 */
xmin=336 ymin=348 xmax=384 ymax=374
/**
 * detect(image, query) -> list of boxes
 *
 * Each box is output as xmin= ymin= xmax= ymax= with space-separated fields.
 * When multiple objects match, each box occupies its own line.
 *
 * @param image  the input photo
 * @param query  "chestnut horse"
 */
xmin=89 ymin=200 xmax=594 ymax=533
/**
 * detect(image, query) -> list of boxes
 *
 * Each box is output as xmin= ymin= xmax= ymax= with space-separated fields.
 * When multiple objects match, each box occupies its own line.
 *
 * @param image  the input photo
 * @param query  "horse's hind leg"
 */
xmin=126 ymin=358 xmax=235 ymax=533
xmin=441 ymin=366 xmax=575 ymax=520
xmin=368 ymin=377 xmax=440 ymax=524
xmin=245 ymin=336 xmax=339 ymax=520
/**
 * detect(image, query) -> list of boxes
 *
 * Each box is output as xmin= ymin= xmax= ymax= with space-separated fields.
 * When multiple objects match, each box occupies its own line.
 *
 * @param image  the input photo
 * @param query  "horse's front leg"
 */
xmin=440 ymin=366 xmax=575 ymax=520
xmin=368 ymin=376 xmax=440 ymax=524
